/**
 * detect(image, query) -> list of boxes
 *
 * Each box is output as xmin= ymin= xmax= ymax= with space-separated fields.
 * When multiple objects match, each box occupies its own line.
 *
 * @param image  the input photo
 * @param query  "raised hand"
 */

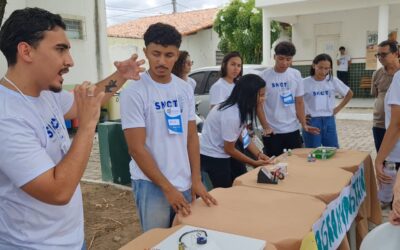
xmin=114 ymin=54 xmax=146 ymax=80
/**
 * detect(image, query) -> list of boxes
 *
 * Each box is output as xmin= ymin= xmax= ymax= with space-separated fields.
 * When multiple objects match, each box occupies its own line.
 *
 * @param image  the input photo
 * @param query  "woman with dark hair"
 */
xmin=172 ymin=50 xmax=196 ymax=91
xmin=302 ymin=53 xmax=353 ymax=148
xmin=200 ymin=74 xmax=271 ymax=188
xmin=209 ymin=51 xmax=243 ymax=109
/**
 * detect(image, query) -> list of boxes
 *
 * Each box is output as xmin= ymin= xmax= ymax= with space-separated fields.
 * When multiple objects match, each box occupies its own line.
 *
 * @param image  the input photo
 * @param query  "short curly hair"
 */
xmin=274 ymin=41 xmax=296 ymax=57
xmin=143 ymin=22 xmax=182 ymax=48
xmin=0 ymin=7 xmax=65 ymax=66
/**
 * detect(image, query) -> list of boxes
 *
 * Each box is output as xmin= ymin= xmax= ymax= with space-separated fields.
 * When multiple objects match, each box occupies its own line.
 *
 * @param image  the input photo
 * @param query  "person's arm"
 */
xmin=375 ymin=104 xmax=400 ymax=184
xmin=370 ymin=70 xmax=378 ymax=97
xmin=333 ymin=90 xmax=353 ymax=115
xmin=390 ymin=173 xmax=400 ymax=225
xmin=187 ymin=121 xmax=217 ymax=206
xmin=295 ymin=96 xmax=320 ymax=135
xmin=21 ymin=83 xmax=104 ymax=205
xmin=224 ymin=140 xmax=269 ymax=167
xmin=256 ymin=102 xmax=273 ymax=135
xmin=64 ymin=54 xmax=145 ymax=120
xmin=124 ymin=127 xmax=192 ymax=215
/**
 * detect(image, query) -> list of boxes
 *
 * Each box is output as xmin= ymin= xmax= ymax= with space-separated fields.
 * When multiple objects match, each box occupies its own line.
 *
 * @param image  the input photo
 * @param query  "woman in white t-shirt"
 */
xmin=302 ymin=53 xmax=353 ymax=148
xmin=200 ymin=74 xmax=271 ymax=188
xmin=172 ymin=50 xmax=196 ymax=91
xmin=209 ymin=51 xmax=243 ymax=108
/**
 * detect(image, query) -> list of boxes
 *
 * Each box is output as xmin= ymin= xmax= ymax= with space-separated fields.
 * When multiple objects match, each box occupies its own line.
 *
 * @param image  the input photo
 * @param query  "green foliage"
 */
xmin=213 ymin=0 xmax=281 ymax=64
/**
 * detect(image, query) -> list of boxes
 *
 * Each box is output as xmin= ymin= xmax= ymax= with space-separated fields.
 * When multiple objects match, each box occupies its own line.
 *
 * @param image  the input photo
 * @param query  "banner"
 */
xmin=312 ymin=164 xmax=366 ymax=250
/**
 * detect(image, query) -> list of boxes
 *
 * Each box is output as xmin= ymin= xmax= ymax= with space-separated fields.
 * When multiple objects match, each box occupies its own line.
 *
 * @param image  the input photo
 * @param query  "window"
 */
xmin=191 ymin=72 xmax=206 ymax=95
xmin=215 ymin=51 xmax=224 ymax=65
xmin=204 ymin=71 xmax=220 ymax=94
xmin=64 ymin=19 xmax=84 ymax=39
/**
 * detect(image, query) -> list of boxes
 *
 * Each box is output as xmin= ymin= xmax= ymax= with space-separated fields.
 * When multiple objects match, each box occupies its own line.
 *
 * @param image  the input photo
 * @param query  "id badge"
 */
xmin=280 ymin=91 xmax=294 ymax=107
xmin=242 ymin=128 xmax=250 ymax=149
xmin=164 ymin=107 xmax=183 ymax=134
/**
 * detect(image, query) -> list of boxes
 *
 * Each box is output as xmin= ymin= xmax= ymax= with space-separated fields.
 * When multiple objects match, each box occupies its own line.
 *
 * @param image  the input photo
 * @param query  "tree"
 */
xmin=0 ymin=0 xmax=7 ymax=26
xmin=213 ymin=0 xmax=281 ymax=64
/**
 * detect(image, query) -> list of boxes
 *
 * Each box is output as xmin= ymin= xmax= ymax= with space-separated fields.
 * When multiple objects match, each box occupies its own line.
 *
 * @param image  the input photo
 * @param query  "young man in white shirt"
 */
xmin=0 ymin=8 xmax=144 ymax=250
xmin=258 ymin=41 xmax=319 ymax=157
xmin=375 ymin=71 xmax=400 ymax=214
xmin=120 ymin=22 xmax=217 ymax=232
xmin=336 ymin=46 xmax=352 ymax=86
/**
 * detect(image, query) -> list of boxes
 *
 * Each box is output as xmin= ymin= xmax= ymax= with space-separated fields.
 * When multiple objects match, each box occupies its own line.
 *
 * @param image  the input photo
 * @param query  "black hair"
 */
xmin=339 ymin=46 xmax=345 ymax=51
xmin=219 ymin=74 xmax=266 ymax=126
xmin=0 ymin=7 xmax=66 ymax=66
xmin=378 ymin=40 xmax=398 ymax=53
xmin=274 ymin=41 xmax=296 ymax=57
xmin=143 ymin=22 xmax=182 ymax=48
xmin=310 ymin=53 xmax=333 ymax=81
xmin=220 ymin=51 xmax=243 ymax=82
xmin=172 ymin=50 xmax=189 ymax=78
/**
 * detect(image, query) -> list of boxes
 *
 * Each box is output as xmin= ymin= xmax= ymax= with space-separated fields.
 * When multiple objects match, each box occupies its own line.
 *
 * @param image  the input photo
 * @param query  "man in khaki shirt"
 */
xmin=371 ymin=40 xmax=400 ymax=152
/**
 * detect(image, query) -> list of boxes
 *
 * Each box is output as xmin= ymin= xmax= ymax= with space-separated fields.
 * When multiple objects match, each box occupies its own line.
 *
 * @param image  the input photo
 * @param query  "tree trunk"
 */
xmin=0 ymin=0 xmax=7 ymax=26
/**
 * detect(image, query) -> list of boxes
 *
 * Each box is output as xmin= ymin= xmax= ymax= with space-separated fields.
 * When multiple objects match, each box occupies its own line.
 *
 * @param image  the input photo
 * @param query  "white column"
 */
xmin=378 ymin=5 xmax=389 ymax=44
xmin=262 ymin=9 xmax=271 ymax=66
xmin=377 ymin=4 xmax=389 ymax=68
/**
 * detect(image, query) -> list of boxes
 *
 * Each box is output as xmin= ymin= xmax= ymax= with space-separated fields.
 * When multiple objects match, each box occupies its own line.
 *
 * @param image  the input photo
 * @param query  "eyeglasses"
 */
xmin=185 ymin=60 xmax=194 ymax=65
xmin=375 ymin=52 xmax=391 ymax=58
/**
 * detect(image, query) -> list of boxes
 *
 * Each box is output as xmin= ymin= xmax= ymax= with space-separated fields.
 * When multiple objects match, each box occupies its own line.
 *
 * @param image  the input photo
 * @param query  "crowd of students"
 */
xmin=1 ymin=7 xmax=400 ymax=250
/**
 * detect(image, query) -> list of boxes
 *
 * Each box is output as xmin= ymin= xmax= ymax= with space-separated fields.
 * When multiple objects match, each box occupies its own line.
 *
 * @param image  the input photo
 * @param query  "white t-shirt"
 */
xmin=384 ymin=71 xmax=400 ymax=162
xmin=259 ymin=67 xmax=304 ymax=134
xmin=303 ymin=76 xmax=350 ymax=117
xmin=120 ymin=72 xmax=196 ymax=191
xmin=200 ymin=104 xmax=245 ymax=158
xmin=0 ymin=86 xmax=83 ymax=250
xmin=187 ymin=77 xmax=196 ymax=92
xmin=337 ymin=54 xmax=351 ymax=72
xmin=209 ymin=78 xmax=235 ymax=106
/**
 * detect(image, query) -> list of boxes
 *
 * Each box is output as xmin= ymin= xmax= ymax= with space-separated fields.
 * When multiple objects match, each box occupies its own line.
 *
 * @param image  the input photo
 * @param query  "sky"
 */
xmin=105 ymin=0 xmax=231 ymax=26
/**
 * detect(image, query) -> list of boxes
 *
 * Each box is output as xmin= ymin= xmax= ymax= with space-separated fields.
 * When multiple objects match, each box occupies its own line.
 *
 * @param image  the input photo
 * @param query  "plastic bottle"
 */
xmin=378 ymin=162 xmax=398 ymax=203
xmin=307 ymin=154 xmax=312 ymax=162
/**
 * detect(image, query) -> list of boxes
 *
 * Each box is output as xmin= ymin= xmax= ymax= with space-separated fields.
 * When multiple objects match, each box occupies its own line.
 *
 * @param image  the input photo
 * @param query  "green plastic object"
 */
xmin=98 ymin=122 xmax=131 ymax=185
xmin=311 ymin=147 xmax=337 ymax=160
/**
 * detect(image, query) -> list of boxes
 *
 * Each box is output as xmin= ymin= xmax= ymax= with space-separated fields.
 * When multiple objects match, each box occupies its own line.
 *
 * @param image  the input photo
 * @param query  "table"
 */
xmin=284 ymin=148 xmax=382 ymax=248
xmin=120 ymin=224 xmax=278 ymax=250
xmin=175 ymin=186 xmax=326 ymax=250
xmin=234 ymin=164 xmax=353 ymax=204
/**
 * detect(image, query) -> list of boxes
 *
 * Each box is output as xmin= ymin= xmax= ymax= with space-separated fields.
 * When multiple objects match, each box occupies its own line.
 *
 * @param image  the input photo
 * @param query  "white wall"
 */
xmin=0 ymin=0 xmax=110 ymax=86
xmin=107 ymin=28 xmax=220 ymax=72
xmin=290 ymin=5 xmax=400 ymax=65
xmin=180 ymin=28 xmax=220 ymax=69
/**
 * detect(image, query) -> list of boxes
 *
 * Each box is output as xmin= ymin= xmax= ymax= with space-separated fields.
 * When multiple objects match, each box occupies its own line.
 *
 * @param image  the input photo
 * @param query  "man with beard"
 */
xmin=0 ymin=7 xmax=144 ymax=249
xmin=120 ymin=22 xmax=217 ymax=232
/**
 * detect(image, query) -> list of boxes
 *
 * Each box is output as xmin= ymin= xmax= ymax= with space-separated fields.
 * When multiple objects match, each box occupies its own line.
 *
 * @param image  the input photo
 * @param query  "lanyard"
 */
xmin=2 ymin=76 xmax=69 ymax=154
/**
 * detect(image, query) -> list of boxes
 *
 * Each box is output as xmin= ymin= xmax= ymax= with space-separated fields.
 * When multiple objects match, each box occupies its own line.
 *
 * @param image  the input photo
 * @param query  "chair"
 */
xmin=360 ymin=222 xmax=400 ymax=250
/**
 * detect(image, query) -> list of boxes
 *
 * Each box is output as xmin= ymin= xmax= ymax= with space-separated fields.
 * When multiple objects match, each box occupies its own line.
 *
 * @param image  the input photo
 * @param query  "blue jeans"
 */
xmin=302 ymin=116 xmax=339 ymax=148
xmin=131 ymin=179 xmax=192 ymax=232
xmin=372 ymin=127 xmax=386 ymax=152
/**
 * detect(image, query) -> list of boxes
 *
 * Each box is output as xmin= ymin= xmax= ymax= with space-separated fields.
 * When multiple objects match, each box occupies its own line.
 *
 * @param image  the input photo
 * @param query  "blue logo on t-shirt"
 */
xmin=271 ymin=82 xmax=288 ymax=88
xmin=46 ymin=117 xmax=60 ymax=138
xmin=313 ymin=90 xmax=329 ymax=96
xmin=154 ymin=99 xmax=179 ymax=110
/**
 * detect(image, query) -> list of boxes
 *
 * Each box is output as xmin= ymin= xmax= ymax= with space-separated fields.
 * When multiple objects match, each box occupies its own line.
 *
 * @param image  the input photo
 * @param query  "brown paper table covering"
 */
xmin=174 ymin=186 xmax=326 ymax=250
xmin=119 ymin=224 xmax=278 ymax=250
xmin=262 ymin=148 xmax=381 ymax=248
xmin=233 ymin=164 xmax=353 ymax=204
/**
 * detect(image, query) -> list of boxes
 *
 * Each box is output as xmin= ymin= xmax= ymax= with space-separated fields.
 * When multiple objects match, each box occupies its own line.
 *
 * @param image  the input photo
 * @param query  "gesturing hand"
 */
xmin=114 ymin=54 xmax=146 ymax=80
